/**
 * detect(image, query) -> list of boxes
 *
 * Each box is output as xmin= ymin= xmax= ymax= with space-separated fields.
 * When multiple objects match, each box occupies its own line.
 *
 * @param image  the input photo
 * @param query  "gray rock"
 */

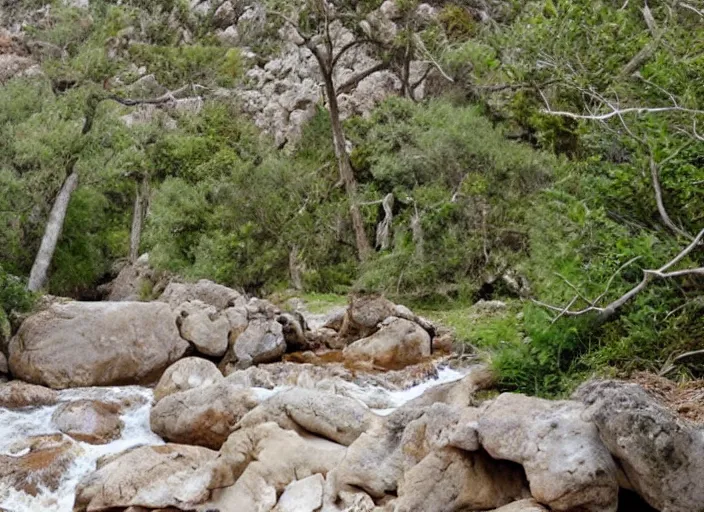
xmin=343 ymin=317 xmax=431 ymax=369
xmin=150 ymin=381 xmax=259 ymax=449
xmin=478 ymin=393 xmax=619 ymax=512
xmin=52 ymin=400 xmax=123 ymax=445
xmin=236 ymin=387 xmax=378 ymax=446
xmin=74 ymin=444 xmax=219 ymax=511
xmin=0 ymin=381 xmax=58 ymax=409
xmin=177 ymin=300 xmax=230 ymax=357
xmin=228 ymin=318 xmax=286 ymax=369
xmin=274 ymin=474 xmax=325 ymax=512
xmin=159 ymin=279 xmax=243 ymax=311
xmin=576 ymin=379 xmax=704 ymax=512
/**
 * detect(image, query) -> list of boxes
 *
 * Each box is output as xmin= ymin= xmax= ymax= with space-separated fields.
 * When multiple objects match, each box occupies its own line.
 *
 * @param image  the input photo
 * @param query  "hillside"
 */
xmin=1 ymin=0 xmax=703 ymax=396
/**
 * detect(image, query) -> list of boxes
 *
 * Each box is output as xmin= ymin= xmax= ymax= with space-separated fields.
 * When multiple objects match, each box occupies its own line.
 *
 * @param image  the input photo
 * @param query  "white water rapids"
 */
xmin=0 ymin=367 xmax=465 ymax=512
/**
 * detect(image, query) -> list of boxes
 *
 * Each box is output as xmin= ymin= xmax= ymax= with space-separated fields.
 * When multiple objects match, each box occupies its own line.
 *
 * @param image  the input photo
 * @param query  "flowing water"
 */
xmin=0 ymin=367 xmax=465 ymax=512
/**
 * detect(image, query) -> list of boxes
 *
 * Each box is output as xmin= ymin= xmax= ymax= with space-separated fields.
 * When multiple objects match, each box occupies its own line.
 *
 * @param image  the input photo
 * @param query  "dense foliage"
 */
xmin=1 ymin=0 xmax=702 ymax=395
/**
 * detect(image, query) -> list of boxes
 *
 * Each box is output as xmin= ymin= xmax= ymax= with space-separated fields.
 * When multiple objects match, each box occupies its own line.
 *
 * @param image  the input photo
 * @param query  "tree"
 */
xmin=272 ymin=0 xmax=395 ymax=262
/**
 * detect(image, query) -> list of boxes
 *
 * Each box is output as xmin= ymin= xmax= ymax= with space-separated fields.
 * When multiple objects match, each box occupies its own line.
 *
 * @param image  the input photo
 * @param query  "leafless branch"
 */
xmin=337 ymin=62 xmax=389 ymax=94
xmin=533 ymin=229 xmax=704 ymax=322
xmin=108 ymin=84 xmax=206 ymax=107
xmin=678 ymin=2 xmax=704 ymax=17
xmin=659 ymin=348 xmax=704 ymax=376
xmin=413 ymin=34 xmax=454 ymax=83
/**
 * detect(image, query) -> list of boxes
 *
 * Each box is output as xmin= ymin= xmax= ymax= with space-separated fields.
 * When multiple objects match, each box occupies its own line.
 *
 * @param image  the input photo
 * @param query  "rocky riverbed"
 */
xmin=1 ymin=271 xmax=703 ymax=512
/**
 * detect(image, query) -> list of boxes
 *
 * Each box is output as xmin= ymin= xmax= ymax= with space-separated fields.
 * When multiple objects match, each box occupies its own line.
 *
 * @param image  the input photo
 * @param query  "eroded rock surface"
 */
xmin=478 ymin=393 xmax=619 ymax=512
xmin=0 ymin=380 xmax=58 ymax=409
xmin=576 ymin=379 xmax=704 ymax=512
xmin=74 ymin=444 xmax=220 ymax=512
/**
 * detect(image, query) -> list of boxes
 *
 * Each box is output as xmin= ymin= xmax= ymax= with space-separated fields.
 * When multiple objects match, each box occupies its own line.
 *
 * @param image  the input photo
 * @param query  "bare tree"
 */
xmin=272 ymin=2 xmax=384 ymax=261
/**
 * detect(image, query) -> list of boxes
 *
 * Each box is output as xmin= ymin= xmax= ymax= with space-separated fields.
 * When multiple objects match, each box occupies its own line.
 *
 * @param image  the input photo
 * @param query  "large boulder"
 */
xmin=74 ymin=444 xmax=220 ymax=511
xmin=0 ymin=380 xmax=58 ymax=409
xmin=159 ymin=279 xmax=243 ymax=310
xmin=223 ymin=318 xmax=286 ymax=370
xmin=236 ymin=387 xmax=378 ymax=446
xmin=176 ymin=300 xmax=230 ymax=356
xmin=343 ymin=317 xmax=431 ymax=369
xmin=153 ymin=357 xmax=224 ymax=402
xmin=202 ymin=422 xmax=346 ymax=512
xmin=328 ymin=402 xmax=528 ymax=509
xmin=576 ymin=380 xmax=704 ymax=512
xmin=478 ymin=393 xmax=619 ymax=512
xmin=150 ymin=381 xmax=260 ymax=449
xmin=52 ymin=399 xmax=123 ymax=444
xmin=339 ymin=295 xmax=397 ymax=340
xmin=0 ymin=434 xmax=83 ymax=497
xmin=8 ymin=301 xmax=189 ymax=388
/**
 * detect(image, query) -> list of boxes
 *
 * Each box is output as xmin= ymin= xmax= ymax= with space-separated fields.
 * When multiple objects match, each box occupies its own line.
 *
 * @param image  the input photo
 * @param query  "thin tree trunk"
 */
xmin=129 ymin=177 xmax=148 ymax=263
xmin=28 ymin=172 xmax=79 ymax=292
xmin=323 ymin=74 xmax=372 ymax=262
xmin=289 ymin=244 xmax=303 ymax=290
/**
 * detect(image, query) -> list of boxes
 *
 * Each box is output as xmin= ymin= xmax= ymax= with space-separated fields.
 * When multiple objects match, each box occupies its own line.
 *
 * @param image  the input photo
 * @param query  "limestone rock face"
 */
xmin=52 ymin=400 xmax=123 ymax=445
xmin=0 ymin=380 xmax=58 ymax=409
xmin=0 ymin=434 xmax=83 ymax=497
xmin=343 ymin=317 xmax=431 ymax=369
xmin=151 ymin=381 xmax=260 ymax=449
xmin=74 ymin=444 xmax=219 ymax=512
xmin=153 ymin=357 xmax=224 ymax=402
xmin=203 ymin=422 xmax=346 ymax=512
xmin=236 ymin=387 xmax=377 ymax=446
xmin=176 ymin=300 xmax=230 ymax=357
xmin=9 ymin=301 xmax=189 ymax=388
xmin=478 ymin=393 xmax=619 ymax=512
xmin=576 ymin=379 xmax=704 ymax=512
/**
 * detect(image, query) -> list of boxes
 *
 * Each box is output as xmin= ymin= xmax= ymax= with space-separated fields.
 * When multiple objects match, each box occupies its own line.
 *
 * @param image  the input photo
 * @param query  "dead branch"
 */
xmin=337 ymin=62 xmax=389 ymax=94
xmin=533 ymin=229 xmax=704 ymax=323
xmin=659 ymin=348 xmax=704 ymax=376
xmin=108 ymin=84 xmax=206 ymax=107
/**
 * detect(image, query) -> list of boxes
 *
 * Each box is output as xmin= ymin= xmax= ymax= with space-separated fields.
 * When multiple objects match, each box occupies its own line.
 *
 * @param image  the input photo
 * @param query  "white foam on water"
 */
xmin=0 ymin=366 xmax=467 ymax=511
xmin=0 ymin=386 xmax=163 ymax=512
xmin=371 ymin=366 xmax=466 ymax=415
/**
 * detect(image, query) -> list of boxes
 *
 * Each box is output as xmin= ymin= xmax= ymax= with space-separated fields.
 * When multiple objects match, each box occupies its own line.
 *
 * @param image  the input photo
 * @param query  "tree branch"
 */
xmin=337 ymin=62 xmax=389 ymax=94
xmin=533 ymin=229 xmax=704 ymax=322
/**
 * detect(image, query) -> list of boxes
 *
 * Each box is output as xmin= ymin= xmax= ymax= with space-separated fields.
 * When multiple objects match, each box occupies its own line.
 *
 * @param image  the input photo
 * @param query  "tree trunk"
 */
xmin=28 ymin=172 xmax=79 ymax=292
xmin=323 ymin=74 xmax=372 ymax=262
xmin=289 ymin=244 xmax=303 ymax=290
xmin=129 ymin=177 xmax=148 ymax=263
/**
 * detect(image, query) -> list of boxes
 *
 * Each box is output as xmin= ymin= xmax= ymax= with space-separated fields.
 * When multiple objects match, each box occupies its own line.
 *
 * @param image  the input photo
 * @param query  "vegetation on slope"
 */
xmin=0 ymin=0 xmax=702 ymax=395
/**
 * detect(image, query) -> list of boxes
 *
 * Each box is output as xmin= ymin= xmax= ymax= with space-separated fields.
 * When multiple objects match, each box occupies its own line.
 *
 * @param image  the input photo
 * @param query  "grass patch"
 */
xmin=298 ymin=293 xmax=348 ymax=314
